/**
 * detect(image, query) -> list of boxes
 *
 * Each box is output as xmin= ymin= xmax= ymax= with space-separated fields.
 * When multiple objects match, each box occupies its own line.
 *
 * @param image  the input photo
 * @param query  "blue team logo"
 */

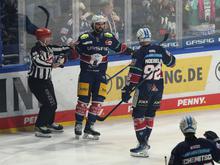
xmin=215 ymin=62 xmax=220 ymax=81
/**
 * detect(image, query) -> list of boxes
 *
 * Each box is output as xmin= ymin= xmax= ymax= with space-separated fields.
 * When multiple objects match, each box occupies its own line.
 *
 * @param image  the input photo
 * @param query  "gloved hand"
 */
xmin=204 ymin=131 xmax=220 ymax=142
xmin=54 ymin=55 xmax=67 ymax=68
xmin=121 ymin=86 xmax=131 ymax=103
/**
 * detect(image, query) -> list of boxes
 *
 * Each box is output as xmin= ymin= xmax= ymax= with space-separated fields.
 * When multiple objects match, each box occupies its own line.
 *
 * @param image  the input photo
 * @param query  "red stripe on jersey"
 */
xmin=130 ymin=73 xmax=141 ymax=84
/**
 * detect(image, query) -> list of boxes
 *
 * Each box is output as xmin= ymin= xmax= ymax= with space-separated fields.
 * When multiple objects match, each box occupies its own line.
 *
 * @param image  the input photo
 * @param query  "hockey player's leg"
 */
xmin=130 ymin=143 xmax=150 ymax=157
xmin=74 ymin=100 xmax=88 ymax=139
xmin=76 ymin=72 xmax=91 ymax=139
xmin=83 ymin=101 xmax=102 ymax=140
xmin=130 ymin=108 xmax=150 ymax=157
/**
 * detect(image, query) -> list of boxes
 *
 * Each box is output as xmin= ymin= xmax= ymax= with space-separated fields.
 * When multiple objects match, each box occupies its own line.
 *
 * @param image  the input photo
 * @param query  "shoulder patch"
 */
xmin=104 ymin=32 xmax=113 ymax=38
xmin=80 ymin=34 xmax=89 ymax=40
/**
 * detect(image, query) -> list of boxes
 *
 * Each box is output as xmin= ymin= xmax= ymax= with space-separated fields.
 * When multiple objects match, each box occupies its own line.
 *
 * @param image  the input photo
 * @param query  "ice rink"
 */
xmin=0 ymin=109 xmax=220 ymax=165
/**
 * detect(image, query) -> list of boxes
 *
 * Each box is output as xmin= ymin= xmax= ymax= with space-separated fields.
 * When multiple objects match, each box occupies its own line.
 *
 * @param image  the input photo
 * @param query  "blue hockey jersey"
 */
xmin=126 ymin=44 xmax=175 ymax=89
xmin=75 ymin=31 xmax=129 ymax=73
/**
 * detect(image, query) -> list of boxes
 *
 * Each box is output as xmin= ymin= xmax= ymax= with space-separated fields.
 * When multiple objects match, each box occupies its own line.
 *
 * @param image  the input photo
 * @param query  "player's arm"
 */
xmin=204 ymin=131 xmax=220 ymax=163
xmin=168 ymin=147 xmax=182 ymax=165
xmin=31 ymin=47 xmax=52 ymax=68
xmin=161 ymin=47 xmax=176 ymax=67
xmin=126 ymin=51 xmax=143 ymax=88
xmin=121 ymin=51 xmax=143 ymax=102
xmin=105 ymin=32 xmax=134 ymax=55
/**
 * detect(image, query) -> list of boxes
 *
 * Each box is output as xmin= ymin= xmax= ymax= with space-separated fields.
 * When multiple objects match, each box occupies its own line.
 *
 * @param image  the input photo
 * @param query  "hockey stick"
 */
xmin=164 ymin=156 xmax=168 ymax=165
xmin=97 ymin=71 xmax=152 ymax=121
xmin=38 ymin=6 xmax=50 ymax=28
xmin=107 ymin=64 xmax=130 ymax=83
xmin=106 ymin=33 xmax=169 ymax=83
xmin=159 ymin=33 xmax=169 ymax=45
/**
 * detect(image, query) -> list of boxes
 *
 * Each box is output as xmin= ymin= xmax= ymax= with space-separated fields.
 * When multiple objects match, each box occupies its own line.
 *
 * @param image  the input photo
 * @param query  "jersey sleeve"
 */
xmin=103 ymin=32 xmax=121 ymax=52
xmin=49 ymin=45 xmax=72 ymax=56
xmin=161 ymin=47 xmax=176 ymax=67
xmin=168 ymin=147 xmax=182 ymax=165
xmin=211 ymin=141 xmax=220 ymax=163
xmin=75 ymin=34 xmax=86 ymax=54
xmin=30 ymin=47 xmax=52 ymax=68
xmin=125 ymin=51 xmax=143 ymax=88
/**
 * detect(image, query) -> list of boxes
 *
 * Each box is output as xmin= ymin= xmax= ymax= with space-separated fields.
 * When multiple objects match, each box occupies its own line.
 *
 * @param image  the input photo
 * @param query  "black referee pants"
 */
xmin=28 ymin=77 xmax=57 ymax=127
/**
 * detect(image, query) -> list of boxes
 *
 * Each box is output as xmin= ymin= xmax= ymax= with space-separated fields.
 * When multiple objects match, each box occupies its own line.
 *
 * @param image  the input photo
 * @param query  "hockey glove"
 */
xmin=55 ymin=55 xmax=67 ymax=68
xmin=204 ymin=131 xmax=220 ymax=142
xmin=124 ymin=47 xmax=134 ymax=56
xmin=121 ymin=86 xmax=131 ymax=103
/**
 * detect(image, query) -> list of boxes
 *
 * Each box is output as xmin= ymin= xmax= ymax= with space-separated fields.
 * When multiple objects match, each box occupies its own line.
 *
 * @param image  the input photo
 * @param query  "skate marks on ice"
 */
xmin=0 ymin=109 xmax=220 ymax=165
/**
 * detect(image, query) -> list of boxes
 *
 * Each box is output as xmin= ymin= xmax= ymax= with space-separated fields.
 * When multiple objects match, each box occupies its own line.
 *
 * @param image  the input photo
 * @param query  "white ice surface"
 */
xmin=0 ymin=109 xmax=220 ymax=165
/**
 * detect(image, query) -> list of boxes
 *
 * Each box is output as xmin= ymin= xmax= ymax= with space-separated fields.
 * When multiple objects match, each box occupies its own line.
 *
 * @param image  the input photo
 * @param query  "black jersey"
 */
xmin=169 ymin=136 xmax=220 ymax=165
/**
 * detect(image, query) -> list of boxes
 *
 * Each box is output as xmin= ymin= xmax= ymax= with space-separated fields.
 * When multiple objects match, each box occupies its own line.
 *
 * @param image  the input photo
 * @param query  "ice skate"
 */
xmin=130 ymin=143 xmax=150 ymax=157
xmin=83 ymin=125 xmax=100 ymax=140
xmin=75 ymin=122 xmax=83 ymax=139
xmin=47 ymin=123 xmax=64 ymax=132
xmin=35 ymin=126 xmax=52 ymax=138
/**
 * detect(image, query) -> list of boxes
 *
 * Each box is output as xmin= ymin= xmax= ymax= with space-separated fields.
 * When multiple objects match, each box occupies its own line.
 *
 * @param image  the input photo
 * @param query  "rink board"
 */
xmin=1 ymin=50 xmax=220 ymax=130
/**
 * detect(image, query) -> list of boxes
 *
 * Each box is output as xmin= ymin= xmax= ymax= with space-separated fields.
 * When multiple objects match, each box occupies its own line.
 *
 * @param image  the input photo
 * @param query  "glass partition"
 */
xmin=1 ymin=0 xmax=220 ymax=66
xmin=89 ymin=0 xmax=125 ymax=41
xmin=1 ymin=0 xmax=19 ymax=65
xmin=181 ymin=0 xmax=220 ymax=48
xmin=132 ymin=0 xmax=176 ymax=42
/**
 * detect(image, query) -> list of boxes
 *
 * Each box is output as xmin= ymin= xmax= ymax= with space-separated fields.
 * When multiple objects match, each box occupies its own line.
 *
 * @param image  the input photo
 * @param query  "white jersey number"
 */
xmin=143 ymin=64 xmax=161 ymax=80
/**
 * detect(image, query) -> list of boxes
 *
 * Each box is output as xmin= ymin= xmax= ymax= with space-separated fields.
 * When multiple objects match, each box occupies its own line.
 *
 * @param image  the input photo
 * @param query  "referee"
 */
xmin=28 ymin=27 xmax=72 ymax=138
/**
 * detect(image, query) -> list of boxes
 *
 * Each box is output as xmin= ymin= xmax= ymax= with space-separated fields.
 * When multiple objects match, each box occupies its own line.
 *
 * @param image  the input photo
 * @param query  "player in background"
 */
xmin=72 ymin=14 xmax=134 ymax=140
xmin=168 ymin=115 xmax=220 ymax=165
xmin=28 ymin=28 xmax=73 ymax=138
xmin=121 ymin=27 xmax=175 ymax=157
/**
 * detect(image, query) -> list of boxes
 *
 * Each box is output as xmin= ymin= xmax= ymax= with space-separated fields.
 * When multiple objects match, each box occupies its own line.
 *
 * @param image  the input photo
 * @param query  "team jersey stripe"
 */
xmin=130 ymin=73 xmax=141 ymax=84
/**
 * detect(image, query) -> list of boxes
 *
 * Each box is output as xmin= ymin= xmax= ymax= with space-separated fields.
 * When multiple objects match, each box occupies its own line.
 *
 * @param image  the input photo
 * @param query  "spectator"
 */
xmin=98 ymin=0 xmax=122 ymax=39
xmin=183 ymin=0 xmax=216 ymax=36
xmin=59 ymin=2 xmax=93 ymax=45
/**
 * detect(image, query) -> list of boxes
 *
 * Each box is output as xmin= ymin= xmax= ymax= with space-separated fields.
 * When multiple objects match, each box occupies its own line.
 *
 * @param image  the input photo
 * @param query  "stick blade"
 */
xmin=96 ymin=116 xmax=105 ymax=121
xmin=163 ymin=33 xmax=169 ymax=42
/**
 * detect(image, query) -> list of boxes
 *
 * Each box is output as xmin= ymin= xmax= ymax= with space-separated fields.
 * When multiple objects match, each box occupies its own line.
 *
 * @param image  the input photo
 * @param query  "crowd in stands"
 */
xmin=1 ymin=0 xmax=220 ymax=65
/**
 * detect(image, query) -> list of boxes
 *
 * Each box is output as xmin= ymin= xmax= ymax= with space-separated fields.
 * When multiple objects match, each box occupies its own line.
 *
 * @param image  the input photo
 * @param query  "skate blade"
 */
xmin=35 ymin=132 xmax=52 ymax=138
xmin=83 ymin=133 xmax=99 ymax=140
xmin=130 ymin=152 xmax=149 ymax=158
xmin=48 ymin=129 xmax=64 ymax=133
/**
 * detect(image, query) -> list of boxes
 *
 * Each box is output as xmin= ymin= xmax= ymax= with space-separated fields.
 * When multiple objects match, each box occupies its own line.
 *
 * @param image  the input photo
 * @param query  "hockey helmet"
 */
xmin=35 ymin=28 xmax=52 ymax=40
xmin=136 ymin=28 xmax=151 ymax=42
xmin=179 ymin=115 xmax=197 ymax=134
xmin=91 ymin=15 xmax=107 ymax=24
xmin=91 ymin=15 xmax=107 ymax=33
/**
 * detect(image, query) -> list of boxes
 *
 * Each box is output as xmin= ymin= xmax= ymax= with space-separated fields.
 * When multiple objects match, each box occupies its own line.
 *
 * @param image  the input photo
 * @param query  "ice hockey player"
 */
xmin=168 ymin=115 xmax=220 ymax=165
xmin=28 ymin=27 xmax=73 ymax=138
xmin=72 ymin=14 xmax=134 ymax=140
xmin=121 ymin=27 xmax=176 ymax=157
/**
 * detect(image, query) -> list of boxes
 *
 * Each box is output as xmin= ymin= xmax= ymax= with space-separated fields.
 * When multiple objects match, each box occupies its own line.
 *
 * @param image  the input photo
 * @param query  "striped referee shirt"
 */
xmin=28 ymin=41 xmax=71 ymax=80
